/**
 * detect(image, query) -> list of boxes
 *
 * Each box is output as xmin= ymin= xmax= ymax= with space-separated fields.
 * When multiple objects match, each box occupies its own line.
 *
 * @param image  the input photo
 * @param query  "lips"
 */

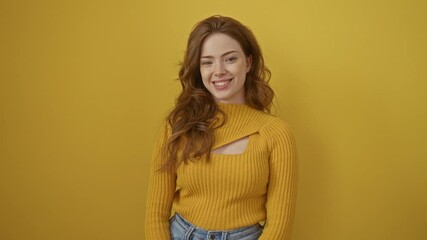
xmin=212 ymin=78 xmax=233 ymax=88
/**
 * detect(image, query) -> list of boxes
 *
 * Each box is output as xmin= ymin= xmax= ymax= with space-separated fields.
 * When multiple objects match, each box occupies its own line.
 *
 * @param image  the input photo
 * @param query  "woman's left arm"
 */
xmin=259 ymin=118 xmax=298 ymax=240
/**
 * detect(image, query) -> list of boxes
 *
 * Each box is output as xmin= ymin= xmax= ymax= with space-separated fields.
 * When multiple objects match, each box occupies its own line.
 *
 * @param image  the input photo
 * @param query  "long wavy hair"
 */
xmin=160 ymin=15 xmax=274 ymax=171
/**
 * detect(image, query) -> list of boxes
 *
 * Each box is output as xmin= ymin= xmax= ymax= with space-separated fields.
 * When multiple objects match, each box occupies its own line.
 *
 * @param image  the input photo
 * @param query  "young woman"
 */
xmin=145 ymin=15 xmax=298 ymax=240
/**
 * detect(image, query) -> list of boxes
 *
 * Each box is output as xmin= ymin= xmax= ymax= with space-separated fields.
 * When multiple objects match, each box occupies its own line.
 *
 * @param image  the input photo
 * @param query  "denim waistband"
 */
xmin=170 ymin=213 xmax=263 ymax=240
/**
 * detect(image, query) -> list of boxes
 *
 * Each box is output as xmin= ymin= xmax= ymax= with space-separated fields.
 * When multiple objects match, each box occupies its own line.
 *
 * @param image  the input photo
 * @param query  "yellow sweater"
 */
xmin=145 ymin=103 xmax=298 ymax=239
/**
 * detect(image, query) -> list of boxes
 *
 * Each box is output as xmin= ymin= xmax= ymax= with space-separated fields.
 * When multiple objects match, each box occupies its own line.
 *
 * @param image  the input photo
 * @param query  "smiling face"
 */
xmin=199 ymin=33 xmax=252 ymax=104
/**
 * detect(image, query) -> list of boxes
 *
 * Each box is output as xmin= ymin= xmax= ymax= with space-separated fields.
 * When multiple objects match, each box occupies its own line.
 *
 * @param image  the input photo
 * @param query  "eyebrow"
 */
xmin=200 ymin=50 xmax=239 ymax=59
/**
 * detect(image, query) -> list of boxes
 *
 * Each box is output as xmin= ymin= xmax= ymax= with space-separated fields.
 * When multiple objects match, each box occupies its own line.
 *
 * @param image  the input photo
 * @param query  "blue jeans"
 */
xmin=169 ymin=213 xmax=263 ymax=240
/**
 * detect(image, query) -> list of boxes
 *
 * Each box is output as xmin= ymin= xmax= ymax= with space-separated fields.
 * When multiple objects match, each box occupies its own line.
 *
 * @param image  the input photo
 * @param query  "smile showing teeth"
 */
xmin=213 ymin=79 xmax=231 ymax=86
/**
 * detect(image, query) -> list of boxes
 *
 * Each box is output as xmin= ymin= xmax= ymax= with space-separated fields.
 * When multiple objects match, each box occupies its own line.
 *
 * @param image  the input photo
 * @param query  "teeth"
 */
xmin=214 ymin=79 xmax=231 ymax=86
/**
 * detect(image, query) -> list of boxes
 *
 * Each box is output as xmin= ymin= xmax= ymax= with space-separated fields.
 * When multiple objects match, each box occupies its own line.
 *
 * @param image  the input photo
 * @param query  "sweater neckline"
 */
xmin=212 ymin=102 xmax=271 ymax=151
xmin=216 ymin=102 xmax=252 ymax=111
xmin=217 ymin=102 xmax=248 ymax=106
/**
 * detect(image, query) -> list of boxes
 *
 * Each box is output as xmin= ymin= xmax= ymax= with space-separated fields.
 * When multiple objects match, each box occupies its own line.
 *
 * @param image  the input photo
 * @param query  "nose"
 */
xmin=214 ymin=62 xmax=226 ymax=76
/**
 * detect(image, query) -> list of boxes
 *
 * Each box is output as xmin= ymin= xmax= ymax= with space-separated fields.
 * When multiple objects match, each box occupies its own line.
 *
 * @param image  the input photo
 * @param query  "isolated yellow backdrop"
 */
xmin=1 ymin=0 xmax=426 ymax=239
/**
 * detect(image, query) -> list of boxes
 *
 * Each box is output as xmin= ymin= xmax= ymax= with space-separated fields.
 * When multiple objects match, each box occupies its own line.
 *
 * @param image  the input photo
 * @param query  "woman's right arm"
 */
xmin=145 ymin=123 xmax=176 ymax=239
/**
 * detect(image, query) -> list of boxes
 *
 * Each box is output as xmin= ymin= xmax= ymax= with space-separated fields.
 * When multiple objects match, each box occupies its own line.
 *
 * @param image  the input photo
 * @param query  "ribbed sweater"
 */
xmin=145 ymin=103 xmax=298 ymax=239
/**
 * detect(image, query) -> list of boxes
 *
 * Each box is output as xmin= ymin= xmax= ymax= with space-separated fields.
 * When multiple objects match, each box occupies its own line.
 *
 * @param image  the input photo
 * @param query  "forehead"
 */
xmin=200 ymin=33 xmax=244 ymax=56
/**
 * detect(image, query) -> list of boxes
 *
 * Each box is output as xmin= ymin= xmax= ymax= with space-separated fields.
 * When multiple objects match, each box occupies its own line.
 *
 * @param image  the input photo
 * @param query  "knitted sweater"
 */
xmin=145 ymin=103 xmax=298 ymax=239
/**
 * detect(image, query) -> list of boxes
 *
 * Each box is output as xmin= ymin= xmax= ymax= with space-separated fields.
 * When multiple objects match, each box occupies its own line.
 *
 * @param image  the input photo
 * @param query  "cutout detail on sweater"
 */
xmin=211 ymin=136 xmax=249 ymax=154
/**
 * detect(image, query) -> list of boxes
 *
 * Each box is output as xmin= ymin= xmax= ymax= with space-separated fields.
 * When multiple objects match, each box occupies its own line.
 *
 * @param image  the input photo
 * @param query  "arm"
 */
xmin=259 ymin=119 xmax=298 ymax=240
xmin=144 ymin=123 xmax=176 ymax=239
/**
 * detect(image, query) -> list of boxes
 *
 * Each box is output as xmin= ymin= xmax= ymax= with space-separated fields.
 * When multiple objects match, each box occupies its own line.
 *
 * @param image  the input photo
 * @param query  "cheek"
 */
xmin=200 ymin=69 xmax=210 ymax=87
xmin=200 ymin=69 xmax=207 ymax=81
xmin=233 ymin=62 xmax=247 ymax=75
xmin=200 ymin=66 xmax=209 ymax=76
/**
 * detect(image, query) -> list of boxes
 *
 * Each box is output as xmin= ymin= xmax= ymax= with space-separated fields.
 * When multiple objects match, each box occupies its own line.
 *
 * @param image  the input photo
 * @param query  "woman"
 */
xmin=145 ymin=15 xmax=298 ymax=240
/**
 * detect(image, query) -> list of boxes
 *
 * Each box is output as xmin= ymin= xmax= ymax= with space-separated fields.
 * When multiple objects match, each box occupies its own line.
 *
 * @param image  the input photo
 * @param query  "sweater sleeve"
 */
xmin=259 ymin=118 xmax=298 ymax=240
xmin=144 ymin=123 xmax=176 ymax=240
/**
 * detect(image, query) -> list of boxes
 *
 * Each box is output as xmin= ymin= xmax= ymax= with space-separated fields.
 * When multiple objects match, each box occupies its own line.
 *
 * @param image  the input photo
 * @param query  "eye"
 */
xmin=201 ymin=60 xmax=212 ymax=65
xmin=226 ymin=57 xmax=237 ymax=62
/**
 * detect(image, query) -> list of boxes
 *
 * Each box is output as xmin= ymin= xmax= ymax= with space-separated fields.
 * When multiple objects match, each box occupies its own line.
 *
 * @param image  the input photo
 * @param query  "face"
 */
xmin=199 ymin=33 xmax=252 ymax=104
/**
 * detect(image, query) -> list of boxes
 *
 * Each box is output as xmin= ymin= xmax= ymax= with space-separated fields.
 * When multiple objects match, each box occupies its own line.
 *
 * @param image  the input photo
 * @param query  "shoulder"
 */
xmin=259 ymin=115 xmax=296 ymax=146
xmin=260 ymin=114 xmax=293 ymax=134
xmin=153 ymin=121 xmax=172 ymax=145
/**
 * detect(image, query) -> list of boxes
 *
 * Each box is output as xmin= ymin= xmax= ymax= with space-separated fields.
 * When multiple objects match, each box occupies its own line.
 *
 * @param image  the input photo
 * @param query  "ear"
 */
xmin=246 ymin=55 xmax=253 ymax=73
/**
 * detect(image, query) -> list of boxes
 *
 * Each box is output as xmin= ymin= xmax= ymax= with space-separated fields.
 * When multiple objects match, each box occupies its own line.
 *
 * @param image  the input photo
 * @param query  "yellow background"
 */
xmin=1 ymin=0 xmax=426 ymax=239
